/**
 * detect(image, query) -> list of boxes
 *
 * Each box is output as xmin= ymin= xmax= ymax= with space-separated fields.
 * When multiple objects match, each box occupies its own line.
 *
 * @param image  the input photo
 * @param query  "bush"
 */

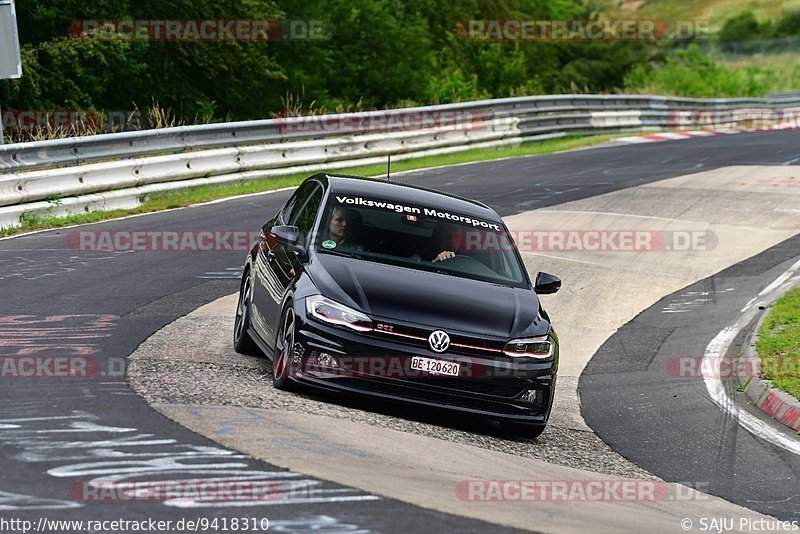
xmin=772 ymin=11 xmax=800 ymax=38
xmin=0 ymin=0 xmax=751 ymax=126
xmin=623 ymin=45 xmax=767 ymax=97
xmin=718 ymin=11 xmax=762 ymax=43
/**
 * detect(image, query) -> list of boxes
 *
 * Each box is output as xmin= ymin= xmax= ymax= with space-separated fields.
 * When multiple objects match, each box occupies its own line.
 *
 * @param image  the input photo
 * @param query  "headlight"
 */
xmin=503 ymin=335 xmax=553 ymax=359
xmin=306 ymin=295 xmax=373 ymax=332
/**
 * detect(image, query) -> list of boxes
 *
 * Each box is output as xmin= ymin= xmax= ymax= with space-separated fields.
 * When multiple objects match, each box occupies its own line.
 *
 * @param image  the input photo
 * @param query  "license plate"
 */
xmin=410 ymin=356 xmax=460 ymax=376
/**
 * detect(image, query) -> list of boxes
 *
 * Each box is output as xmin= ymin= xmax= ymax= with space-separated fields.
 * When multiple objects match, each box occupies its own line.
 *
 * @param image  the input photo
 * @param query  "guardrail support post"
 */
xmin=1 ymin=0 xmax=24 ymax=145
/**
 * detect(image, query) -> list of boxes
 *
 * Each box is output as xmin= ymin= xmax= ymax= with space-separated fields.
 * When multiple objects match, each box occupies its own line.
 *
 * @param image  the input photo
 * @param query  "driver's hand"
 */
xmin=432 ymin=250 xmax=455 ymax=263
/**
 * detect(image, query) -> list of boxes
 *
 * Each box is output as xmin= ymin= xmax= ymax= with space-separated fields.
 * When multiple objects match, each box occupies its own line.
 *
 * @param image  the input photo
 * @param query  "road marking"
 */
xmin=661 ymin=286 xmax=734 ymax=314
xmin=759 ymin=263 xmax=800 ymax=296
xmin=0 ymin=490 xmax=80 ymax=511
xmin=197 ymin=267 xmax=243 ymax=279
xmin=0 ymin=409 xmax=379 ymax=509
xmin=617 ymin=130 xmax=742 ymax=144
xmin=539 ymin=208 xmax=695 ymax=223
xmin=0 ymin=253 xmax=121 ymax=280
xmin=702 ymin=257 xmax=800 ymax=455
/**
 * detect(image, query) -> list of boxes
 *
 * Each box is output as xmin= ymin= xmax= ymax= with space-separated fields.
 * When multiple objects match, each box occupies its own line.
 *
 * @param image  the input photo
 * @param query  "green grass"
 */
xmin=0 ymin=134 xmax=624 ymax=238
xmin=594 ymin=0 xmax=800 ymax=29
xmin=757 ymin=287 xmax=800 ymax=400
xmin=718 ymin=54 xmax=800 ymax=94
xmin=623 ymin=45 xmax=800 ymax=98
xmin=598 ymin=2 xmax=800 ymax=99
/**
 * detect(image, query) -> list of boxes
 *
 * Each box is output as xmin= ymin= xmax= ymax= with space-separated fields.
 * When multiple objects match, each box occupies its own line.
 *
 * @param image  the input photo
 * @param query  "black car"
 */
xmin=233 ymin=173 xmax=561 ymax=438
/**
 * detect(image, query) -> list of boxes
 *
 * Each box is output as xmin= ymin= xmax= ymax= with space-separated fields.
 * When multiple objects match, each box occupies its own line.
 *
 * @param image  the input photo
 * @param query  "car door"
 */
xmin=251 ymin=181 xmax=319 ymax=347
xmin=268 ymin=182 xmax=324 ymax=326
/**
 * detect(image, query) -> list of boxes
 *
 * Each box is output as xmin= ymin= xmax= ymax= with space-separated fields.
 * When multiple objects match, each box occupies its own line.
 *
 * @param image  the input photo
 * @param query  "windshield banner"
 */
xmin=334 ymin=195 xmax=502 ymax=231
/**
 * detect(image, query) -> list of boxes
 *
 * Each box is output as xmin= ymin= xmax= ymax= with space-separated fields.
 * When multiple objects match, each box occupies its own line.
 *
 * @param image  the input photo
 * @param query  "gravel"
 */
xmin=128 ymin=310 xmax=654 ymax=479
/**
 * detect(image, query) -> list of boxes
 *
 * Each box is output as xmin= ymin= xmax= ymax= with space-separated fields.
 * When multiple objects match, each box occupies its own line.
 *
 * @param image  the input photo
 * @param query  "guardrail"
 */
xmin=768 ymin=89 xmax=800 ymax=101
xmin=1 ymin=93 xmax=799 ymax=229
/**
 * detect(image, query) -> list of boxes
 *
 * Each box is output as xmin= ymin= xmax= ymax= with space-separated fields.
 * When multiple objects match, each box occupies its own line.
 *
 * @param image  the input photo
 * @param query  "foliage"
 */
xmin=1 ymin=0 xmax=663 ymax=123
xmin=772 ymin=11 xmax=800 ymax=38
xmin=2 ymin=0 xmax=283 ymax=121
xmin=2 ymin=0 xmax=798 ymax=127
xmin=717 ymin=9 xmax=800 ymax=42
xmin=623 ymin=45 xmax=769 ymax=97
xmin=718 ymin=12 xmax=762 ymax=43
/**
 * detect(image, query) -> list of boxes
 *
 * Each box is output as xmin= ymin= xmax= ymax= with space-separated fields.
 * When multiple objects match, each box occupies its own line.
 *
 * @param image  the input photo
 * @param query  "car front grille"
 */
xmin=368 ymin=322 xmax=507 ymax=358
xmin=330 ymin=377 xmax=534 ymax=415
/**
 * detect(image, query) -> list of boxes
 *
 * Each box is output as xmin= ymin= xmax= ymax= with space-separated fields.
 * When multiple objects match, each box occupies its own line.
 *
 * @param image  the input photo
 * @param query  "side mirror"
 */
xmin=270 ymin=225 xmax=299 ymax=246
xmin=270 ymin=225 xmax=308 ymax=261
xmin=534 ymin=272 xmax=561 ymax=294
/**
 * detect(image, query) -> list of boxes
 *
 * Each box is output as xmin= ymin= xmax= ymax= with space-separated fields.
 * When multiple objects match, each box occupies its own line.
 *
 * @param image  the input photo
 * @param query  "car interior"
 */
xmin=318 ymin=205 xmax=521 ymax=283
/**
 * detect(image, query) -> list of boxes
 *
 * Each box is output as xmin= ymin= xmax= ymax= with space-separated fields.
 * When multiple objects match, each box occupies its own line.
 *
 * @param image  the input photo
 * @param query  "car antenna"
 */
xmin=387 ymin=155 xmax=391 ymax=181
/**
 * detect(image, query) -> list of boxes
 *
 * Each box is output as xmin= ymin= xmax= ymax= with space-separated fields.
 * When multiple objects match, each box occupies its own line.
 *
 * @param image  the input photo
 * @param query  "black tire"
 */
xmin=233 ymin=271 xmax=259 ymax=355
xmin=500 ymin=421 xmax=547 ymax=440
xmin=272 ymin=304 xmax=297 ymax=391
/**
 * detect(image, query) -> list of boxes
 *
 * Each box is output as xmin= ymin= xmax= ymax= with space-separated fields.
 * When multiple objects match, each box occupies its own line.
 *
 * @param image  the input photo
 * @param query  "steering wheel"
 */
xmin=435 ymin=254 xmax=473 ymax=263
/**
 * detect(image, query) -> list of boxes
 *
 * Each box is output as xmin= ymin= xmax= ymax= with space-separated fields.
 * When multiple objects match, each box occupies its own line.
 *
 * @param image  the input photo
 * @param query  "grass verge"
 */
xmin=756 ymin=287 xmax=800 ymax=400
xmin=0 ymin=133 xmax=623 ymax=238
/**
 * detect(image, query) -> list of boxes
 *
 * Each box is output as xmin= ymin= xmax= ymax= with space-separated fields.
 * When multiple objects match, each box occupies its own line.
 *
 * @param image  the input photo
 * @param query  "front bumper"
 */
xmin=287 ymin=310 xmax=558 ymax=424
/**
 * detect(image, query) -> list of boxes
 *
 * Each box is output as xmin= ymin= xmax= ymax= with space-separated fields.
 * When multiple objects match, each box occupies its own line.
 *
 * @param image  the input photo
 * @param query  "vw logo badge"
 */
xmin=428 ymin=330 xmax=450 ymax=353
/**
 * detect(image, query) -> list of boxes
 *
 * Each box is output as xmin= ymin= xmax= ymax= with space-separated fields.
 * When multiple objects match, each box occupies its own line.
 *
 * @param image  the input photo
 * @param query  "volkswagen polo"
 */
xmin=233 ymin=173 xmax=561 ymax=438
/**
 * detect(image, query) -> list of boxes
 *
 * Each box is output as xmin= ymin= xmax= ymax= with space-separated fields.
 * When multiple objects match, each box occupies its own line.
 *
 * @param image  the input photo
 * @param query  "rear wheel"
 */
xmin=272 ymin=305 xmax=297 ymax=391
xmin=233 ymin=272 xmax=258 ymax=355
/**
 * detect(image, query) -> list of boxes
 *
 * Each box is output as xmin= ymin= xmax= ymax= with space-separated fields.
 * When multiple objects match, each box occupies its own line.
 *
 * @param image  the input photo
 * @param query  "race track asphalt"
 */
xmin=2 ymin=130 xmax=800 ymax=530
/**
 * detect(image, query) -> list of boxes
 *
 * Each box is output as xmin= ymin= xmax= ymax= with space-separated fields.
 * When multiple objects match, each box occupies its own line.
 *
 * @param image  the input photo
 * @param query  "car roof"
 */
xmin=319 ymin=173 xmax=500 ymax=220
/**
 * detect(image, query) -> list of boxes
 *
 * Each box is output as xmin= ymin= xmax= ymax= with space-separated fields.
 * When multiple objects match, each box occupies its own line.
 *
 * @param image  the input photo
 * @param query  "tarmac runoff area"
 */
xmin=128 ymin=165 xmax=800 ymax=533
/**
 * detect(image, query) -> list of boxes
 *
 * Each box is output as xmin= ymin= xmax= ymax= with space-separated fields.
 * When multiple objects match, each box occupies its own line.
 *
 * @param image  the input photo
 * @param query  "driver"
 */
xmin=326 ymin=206 xmax=365 ymax=251
xmin=430 ymin=222 xmax=461 ymax=263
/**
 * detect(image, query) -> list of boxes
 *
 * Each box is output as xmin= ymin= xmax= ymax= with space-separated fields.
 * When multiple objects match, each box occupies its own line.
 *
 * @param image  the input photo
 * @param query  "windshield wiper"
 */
xmin=319 ymin=249 xmax=361 ymax=259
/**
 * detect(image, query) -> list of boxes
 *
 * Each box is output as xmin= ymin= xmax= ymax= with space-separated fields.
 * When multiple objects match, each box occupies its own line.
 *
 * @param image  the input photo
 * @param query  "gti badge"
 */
xmin=428 ymin=330 xmax=450 ymax=353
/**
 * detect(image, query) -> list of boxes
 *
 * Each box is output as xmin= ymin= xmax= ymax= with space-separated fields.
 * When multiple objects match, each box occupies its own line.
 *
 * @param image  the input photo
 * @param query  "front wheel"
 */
xmin=233 ymin=272 xmax=258 ymax=355
xmin=272 ymin=305 xmax=297 ymax=391
xmin=500 ymin=421 xmax=546 ymax=440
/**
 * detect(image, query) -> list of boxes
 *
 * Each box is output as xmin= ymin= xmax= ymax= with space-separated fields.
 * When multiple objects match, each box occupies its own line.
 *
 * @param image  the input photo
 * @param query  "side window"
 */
xmin=289 ymin=186 xmax=323 ymax=247
xmin=281 ymin=181 xmax=317 ymax=224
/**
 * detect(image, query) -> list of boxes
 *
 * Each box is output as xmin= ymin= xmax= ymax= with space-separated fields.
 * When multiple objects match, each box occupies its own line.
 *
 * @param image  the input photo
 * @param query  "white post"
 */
xmin=0 ymin=0 xmax=23 ymax=145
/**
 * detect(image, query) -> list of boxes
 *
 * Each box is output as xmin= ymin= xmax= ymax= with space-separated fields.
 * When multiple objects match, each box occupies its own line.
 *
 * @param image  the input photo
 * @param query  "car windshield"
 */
xmin=314 ymin=194 xmax=529 ymax=288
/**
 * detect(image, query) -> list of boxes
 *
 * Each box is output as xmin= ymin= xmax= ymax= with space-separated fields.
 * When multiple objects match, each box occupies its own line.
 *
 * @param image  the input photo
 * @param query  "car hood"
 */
xmin=307 ymin=253 xmax=545 ymax=338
